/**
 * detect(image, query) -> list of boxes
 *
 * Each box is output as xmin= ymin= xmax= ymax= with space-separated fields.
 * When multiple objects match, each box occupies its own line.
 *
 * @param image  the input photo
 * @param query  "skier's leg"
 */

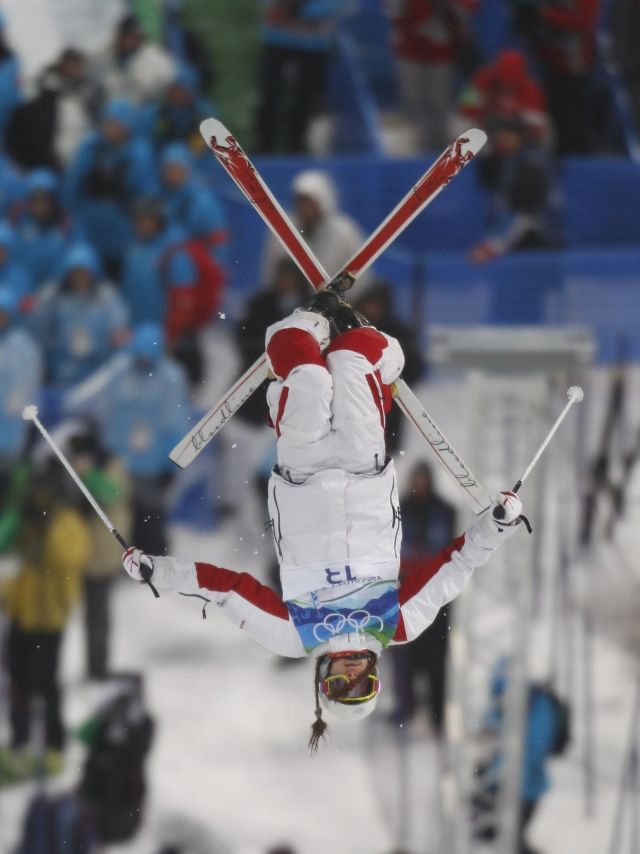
xmin=265 ymin=310 xmax=336 ymax=479
xmin=325 ymin=326 xmax=405 ymax=474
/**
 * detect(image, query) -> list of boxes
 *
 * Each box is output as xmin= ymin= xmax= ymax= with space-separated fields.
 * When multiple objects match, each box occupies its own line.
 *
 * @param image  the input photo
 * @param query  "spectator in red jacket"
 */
xmin=514 ymin=0 xmax=599 ymax=153
xmin=388 ymin=0 xmax=478 ymax=150
xmin=458 ymin=49 xmax=551 ymax=146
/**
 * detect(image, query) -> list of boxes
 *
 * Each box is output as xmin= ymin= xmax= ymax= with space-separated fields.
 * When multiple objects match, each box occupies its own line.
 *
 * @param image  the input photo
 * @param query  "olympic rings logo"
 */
xmin=312 ymin=610 xmax=385 ymax=642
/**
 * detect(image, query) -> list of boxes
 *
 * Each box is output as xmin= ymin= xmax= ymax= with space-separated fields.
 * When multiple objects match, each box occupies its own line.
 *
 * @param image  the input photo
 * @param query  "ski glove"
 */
xmin=123 ymin=547 xmax=155 ymax=582
xmin=122 ymin=548 xmax=186 ymax=590
xmin=492 ymin=491 xmax=523 ymax=526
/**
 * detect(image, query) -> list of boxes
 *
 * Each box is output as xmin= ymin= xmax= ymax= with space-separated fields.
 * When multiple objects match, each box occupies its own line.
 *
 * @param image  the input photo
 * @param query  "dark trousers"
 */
xmin=518 ymin=799 xmax=539 ymax=854
xmin=7 ymin=622 xmax=64 ymax=751
xmin=390 ymin=605 xmax=450 ymax=733
xmin=545 ymin=70 xmax=594 ymax=154
xmin=254 ymin=44 xmax=329 ymax=153
xmin=84 ymin=577 xmax=112 ymax=679
xmin=131 ymin=476 xmax=169 ymax=555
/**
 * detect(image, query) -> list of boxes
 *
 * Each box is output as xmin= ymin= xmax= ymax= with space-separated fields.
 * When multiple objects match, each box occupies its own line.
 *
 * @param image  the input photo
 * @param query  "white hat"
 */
xmin=292 ymin=169 xmax=338 ymax=215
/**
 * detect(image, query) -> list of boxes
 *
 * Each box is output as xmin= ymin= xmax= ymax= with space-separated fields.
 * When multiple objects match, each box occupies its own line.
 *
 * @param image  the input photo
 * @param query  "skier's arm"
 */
xmin=123 ymin=550 xmax=306 ymax=658
xmin=394 ymin=496 xmax=523 ymax=643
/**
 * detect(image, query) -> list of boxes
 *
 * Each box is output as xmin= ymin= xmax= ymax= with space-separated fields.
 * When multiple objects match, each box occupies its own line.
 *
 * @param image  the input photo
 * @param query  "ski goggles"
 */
xmin=320 ymin=673 xmax=380 ymax=704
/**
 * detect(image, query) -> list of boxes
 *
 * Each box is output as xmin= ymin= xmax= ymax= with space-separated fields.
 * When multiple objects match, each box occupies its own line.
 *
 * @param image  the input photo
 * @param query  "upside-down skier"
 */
xmin=122 ymin=293 xmax=525 ymax=751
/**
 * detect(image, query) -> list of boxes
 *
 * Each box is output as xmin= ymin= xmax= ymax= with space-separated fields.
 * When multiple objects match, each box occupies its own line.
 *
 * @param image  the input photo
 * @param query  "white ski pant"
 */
xmin=265 ymin=311 xmax=405 ymax=481
xmin=264 ymin=310 xmax=405 ymax=585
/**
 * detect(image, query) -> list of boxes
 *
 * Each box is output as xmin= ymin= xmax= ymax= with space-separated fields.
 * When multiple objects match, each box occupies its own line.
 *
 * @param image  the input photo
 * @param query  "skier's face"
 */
xmin=328 ymin=656 xmax=369 ymax=681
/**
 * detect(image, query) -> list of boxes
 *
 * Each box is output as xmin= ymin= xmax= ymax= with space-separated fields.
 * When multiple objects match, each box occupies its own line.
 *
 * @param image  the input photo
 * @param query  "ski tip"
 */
xmin=199 ymin=117 xmax=231 ymax=146
xmin=459 ymin=128 xmax=488 ymax=154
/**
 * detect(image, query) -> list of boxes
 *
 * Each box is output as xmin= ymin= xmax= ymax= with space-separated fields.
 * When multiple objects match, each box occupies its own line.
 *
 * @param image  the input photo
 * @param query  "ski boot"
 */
xmin=302 ymin=288 xmax=369 ymax=336
xmin=301 ymin=288 xmax=343 ymax=320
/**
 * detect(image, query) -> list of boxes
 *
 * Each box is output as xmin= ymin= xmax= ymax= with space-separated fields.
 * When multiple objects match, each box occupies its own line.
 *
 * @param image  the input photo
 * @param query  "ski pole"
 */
xmin=494 ymin=386 xmax=584 ymax=519
xmin=22 ymin=405 xmax=159 ymax=597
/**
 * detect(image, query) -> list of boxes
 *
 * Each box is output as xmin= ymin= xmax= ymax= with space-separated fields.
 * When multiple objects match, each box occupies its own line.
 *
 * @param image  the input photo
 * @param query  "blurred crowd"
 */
xmin=0 ymin=1 xmax=620 ymax=850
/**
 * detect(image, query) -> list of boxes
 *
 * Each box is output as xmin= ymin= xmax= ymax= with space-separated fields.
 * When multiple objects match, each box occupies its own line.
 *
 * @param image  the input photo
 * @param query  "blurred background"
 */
xmin=0 ymin=0 xmax=639 ymax=852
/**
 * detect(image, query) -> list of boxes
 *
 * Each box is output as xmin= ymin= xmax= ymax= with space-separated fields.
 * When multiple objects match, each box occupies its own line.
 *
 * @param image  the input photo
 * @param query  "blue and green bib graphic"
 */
xmin=286 ymin=580 xmax=400 ymax=653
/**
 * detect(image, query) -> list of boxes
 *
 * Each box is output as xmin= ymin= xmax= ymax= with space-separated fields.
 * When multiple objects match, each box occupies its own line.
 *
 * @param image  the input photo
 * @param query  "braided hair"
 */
xmin=309 ymin=657 xmax=329 ymax=754
xmin=308 ymin=653 xmax=379 ymax=755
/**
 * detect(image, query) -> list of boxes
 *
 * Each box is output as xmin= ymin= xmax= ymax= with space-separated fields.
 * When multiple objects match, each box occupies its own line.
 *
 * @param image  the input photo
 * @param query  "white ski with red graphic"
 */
xmin=169 ymin=121 xmax=491 ymax=513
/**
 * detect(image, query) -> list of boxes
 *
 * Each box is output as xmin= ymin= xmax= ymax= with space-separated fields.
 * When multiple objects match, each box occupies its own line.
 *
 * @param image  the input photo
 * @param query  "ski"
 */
xmin=197 ymin=117 xmax=485 ymax=291
xmin=170 ymin=121 xmax=491 ymax=513
xmin=392 ymin=379 xmax=492 ymax=514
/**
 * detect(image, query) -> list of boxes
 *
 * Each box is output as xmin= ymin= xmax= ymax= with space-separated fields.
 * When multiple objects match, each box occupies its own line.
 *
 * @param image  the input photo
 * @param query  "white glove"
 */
xmin=492 ymin=491 xmax=522 ymax=526
xmin=122 ymin=547 xmax=155 ymax=583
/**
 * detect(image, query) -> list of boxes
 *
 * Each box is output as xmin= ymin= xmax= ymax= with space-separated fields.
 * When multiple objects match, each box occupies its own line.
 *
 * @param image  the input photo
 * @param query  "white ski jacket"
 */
xmin=152 ymin=510 xmax=520 ymax=658
xmin=267 ymin=459 xmax=402 ymax=603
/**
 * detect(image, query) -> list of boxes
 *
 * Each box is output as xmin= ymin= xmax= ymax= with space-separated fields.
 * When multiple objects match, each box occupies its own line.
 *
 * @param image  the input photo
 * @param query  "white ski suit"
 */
xmin=148 ymin=311 xmax=521 ymax=657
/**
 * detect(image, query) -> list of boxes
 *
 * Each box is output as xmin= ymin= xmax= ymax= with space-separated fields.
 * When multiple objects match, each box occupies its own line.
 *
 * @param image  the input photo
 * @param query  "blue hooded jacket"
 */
xmin=66 ymin=323 xmax=190 ymax=476
xmin=31 ymin=243 xmax=129 ymax=387
xmin=122 ymin=222 xmax=196 ymax=326
xmin=65 ymin=100 xmax=157 ymax=264
xmin=160 ymin=143 xmax=227 ymax=263
xmin=13 ymin=169 xmax=71 ymax=287
xmin=0 ymin=222 xmax=33 ymax=302
xmin=0 ymin=287 xmax=42 ymax=456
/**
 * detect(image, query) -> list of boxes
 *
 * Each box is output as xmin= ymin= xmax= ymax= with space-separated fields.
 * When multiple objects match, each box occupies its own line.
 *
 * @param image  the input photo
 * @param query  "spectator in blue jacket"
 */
xmin=122 ymin=197 xmax=192 ymax=326
xmin=0 ymin=11 xmax=21 ymax=136
xmin=253 ymin=0 xmax=343 ymax=153
xmin=0 ymin=288 xmax=42 ymax=464
xmin=160 ymin=142 xmax=227 ymax=265
xmin=12 ymin=169 xmax=72 ymax=290
xmin=66 ymin=99 xmax=156 ymax=277
xmin=473 ymin=658 xmax=561 ymax=854
xmin=31 ymin=243 xmax=129 ymax=388
xmin=66 ymin=323 xmax=189 ymax=555
xmin=0 ymin=222 xmax=33 ymax=307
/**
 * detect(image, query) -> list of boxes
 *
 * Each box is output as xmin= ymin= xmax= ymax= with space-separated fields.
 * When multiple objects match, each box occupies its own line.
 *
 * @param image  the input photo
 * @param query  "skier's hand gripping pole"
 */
xmin=22 ymin=405 xmax=159 ymax=598
xmin=493 ymin=386 xmax=584 ymax=524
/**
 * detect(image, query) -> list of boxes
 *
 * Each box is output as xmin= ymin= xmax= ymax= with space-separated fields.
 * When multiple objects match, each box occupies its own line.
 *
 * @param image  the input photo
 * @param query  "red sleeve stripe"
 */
xmin=365 ymin=371 xmax=386 ymax=428
xmin=195 ymin=562 xmax=290 ymax=620
xmin=274 ymin=385 xmax=289 ymax=438
xmin=398 ymin=534 xmax=466 ymax=606
xmin=393 ymin=611 xmax=407 ymax=642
